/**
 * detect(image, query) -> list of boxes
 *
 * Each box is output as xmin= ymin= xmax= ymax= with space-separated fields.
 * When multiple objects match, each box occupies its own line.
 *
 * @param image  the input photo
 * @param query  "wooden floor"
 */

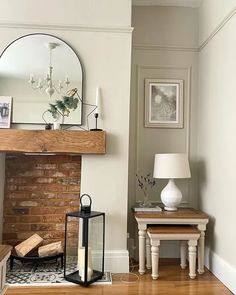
xmin=6 ymin=259 xmax=232 ymax=295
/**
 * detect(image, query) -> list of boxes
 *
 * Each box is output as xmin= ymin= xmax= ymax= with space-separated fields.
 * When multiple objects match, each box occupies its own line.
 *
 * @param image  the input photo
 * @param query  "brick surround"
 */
xmin=3 ymin=154 xmax=81 ymax=247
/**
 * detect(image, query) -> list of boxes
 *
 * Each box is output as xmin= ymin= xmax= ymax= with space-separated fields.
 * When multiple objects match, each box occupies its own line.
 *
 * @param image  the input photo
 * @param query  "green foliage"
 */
xmin=48 ymin=103 xmax=58 ymax=119
xmin=48 ymin=89 xmax=79 ymax=119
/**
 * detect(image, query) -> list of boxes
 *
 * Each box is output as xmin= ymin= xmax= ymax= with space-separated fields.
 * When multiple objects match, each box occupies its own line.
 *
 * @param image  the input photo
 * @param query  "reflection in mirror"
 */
xmin=0 ymin=34 xmax=83 ymax=125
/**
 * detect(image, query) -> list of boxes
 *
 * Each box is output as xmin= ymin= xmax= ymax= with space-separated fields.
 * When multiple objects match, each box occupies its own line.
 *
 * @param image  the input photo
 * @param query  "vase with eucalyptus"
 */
xmin=136 ymin=173 xmax=156 ymax=207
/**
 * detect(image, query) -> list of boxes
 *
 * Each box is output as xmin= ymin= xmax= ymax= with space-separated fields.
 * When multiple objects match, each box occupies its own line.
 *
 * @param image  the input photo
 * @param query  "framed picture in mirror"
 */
xmin=0 ymin=96 xmax=12 ymax=128
xmin=145 ymin=79 xmax=184 ymax=128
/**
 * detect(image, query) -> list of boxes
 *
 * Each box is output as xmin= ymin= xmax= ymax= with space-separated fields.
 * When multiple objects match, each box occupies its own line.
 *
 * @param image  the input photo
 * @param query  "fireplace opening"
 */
xmin=2 ymin=154 xmax=81 ymax=272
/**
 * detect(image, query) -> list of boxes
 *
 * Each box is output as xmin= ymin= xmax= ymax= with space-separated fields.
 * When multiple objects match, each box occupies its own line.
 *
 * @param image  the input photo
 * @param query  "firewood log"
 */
xmin=15 ymin=234 xmax=43 ymax=257
xmin=38 ymin=241 xmax=63 ymax=257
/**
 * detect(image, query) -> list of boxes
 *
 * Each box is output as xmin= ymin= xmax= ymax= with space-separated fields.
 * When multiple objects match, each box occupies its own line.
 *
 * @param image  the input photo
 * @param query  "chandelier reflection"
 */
xmin=28 ymin=42 xmax=70 ymax=98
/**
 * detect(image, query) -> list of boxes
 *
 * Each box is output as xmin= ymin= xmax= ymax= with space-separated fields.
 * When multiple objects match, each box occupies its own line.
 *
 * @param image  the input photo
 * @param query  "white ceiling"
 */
xmin=132 ymin=0 xmax=202 ymax=8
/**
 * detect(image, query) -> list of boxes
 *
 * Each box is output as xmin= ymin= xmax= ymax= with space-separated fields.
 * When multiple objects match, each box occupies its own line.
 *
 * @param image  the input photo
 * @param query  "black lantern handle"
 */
xmin=80 ymin=194 xmax=92 ymax=213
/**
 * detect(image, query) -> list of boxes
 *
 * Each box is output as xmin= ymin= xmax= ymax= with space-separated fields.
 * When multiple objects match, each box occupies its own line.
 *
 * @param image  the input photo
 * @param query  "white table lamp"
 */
xmin=153 ymin=153 xmax=191 ymax=211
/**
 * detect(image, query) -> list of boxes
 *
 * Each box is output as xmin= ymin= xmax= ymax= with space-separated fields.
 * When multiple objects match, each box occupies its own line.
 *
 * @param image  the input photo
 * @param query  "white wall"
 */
xmin=198 ymin=1 xmax=236 ymax=293
xmin=0 ymin=0 xmax=131 ymax=27
xmin=0 ymin=0 xmax=132 ymax=272
xmin=199 ymin=0 xmax=236 ymax=45
xmin=129 ymin=6 xmax=199 ymax=258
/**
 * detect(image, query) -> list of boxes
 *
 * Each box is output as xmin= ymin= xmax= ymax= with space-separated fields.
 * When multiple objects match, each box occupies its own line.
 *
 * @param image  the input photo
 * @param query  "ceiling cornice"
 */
xmin=132 ymin=0 xmax=202 ymax=8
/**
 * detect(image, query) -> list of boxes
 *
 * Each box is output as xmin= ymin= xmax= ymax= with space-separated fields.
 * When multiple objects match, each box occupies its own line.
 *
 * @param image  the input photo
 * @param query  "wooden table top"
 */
xmin=0 ymin=245 xmax=12 ymax=262
xmin=147 ymin=225 xmax=201 ymax=234
xmin=134 ymin=207 xmax=209 ymax=219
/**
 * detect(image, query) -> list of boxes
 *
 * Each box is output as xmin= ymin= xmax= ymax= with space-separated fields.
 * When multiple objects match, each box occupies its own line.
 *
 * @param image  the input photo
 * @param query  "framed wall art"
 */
xmin=145 ymin=79 xmax=184 ymax=128
xmin=0 ymin=96 xmax=12 ymax=128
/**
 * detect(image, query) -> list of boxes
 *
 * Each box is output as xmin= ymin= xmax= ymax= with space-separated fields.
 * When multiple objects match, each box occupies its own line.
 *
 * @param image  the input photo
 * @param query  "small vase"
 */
xmin=53 ymin=122 xmax=61 ymax=130
xmin=140 ymin=194 xmax=152 ymax=208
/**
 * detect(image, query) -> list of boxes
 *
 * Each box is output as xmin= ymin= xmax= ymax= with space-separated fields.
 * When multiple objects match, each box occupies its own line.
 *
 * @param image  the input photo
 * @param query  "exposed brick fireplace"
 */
xmin=2 ymin=154 xmax=81 ymax=247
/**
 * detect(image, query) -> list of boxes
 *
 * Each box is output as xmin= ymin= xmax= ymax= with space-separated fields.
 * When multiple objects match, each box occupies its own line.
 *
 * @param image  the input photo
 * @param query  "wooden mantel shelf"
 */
xmin=0 ymin=129 xmax=106 ymax=154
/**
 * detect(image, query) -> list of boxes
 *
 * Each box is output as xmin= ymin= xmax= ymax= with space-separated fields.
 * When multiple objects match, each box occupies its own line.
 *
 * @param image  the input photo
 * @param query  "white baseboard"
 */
xmin=104 ymin=250 xmax=129 ymax=273
xmin=205 ymin=246 xmax=236 ymax=294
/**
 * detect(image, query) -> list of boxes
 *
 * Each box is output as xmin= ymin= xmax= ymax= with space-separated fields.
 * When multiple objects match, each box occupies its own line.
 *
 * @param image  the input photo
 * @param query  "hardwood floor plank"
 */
xmin=6 ymin=260 xmax=232 ymax=295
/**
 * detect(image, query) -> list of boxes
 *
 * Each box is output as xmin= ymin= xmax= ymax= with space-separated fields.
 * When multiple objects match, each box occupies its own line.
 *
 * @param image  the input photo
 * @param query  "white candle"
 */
xmin=65 ymin=76 xmax=70 ymax=86
xmin=95 ymin=86 xmax=101 ymax=115
xmin=80 ymin=267 xmax=93 ymax=281
xmin=77 ymin=247 xmax=93 ymax=280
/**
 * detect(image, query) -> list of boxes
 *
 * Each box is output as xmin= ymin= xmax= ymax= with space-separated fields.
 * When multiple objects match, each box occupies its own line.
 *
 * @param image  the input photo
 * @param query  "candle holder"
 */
xmin=90 ymin=113 xmax=103 ymax=131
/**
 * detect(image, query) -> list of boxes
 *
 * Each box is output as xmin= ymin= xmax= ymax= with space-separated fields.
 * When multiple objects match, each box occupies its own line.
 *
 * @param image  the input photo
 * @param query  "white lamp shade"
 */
xmin=153 ymin=153 xmax=191 ymax=179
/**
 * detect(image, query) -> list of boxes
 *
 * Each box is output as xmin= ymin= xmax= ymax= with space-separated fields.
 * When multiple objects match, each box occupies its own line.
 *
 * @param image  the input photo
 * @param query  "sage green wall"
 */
xmin=128 ymin=6 xmax=199 ymax=257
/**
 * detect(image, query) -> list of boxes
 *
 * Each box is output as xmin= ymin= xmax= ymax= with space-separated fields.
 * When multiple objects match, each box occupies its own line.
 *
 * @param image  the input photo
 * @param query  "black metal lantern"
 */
xmin=64 ymin=194 xmax=105 ymax=287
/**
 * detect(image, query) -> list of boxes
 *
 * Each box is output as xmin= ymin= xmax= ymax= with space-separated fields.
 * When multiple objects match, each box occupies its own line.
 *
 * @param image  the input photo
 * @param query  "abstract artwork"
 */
xmin=145 ymin=79 xmax=183 ymax=128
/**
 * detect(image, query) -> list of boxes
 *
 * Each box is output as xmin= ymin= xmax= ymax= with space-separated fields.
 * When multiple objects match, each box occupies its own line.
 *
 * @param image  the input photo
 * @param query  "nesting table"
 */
xmin=134 ymin=208 xmax=209 ymax=275
xmin=0 ymin=245 xmax=12 ymax=294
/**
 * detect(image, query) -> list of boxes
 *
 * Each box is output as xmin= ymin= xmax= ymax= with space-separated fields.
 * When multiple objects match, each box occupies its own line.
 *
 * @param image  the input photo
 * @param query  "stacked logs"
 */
xmin=15 ymin=234 xmax=63 ymax=257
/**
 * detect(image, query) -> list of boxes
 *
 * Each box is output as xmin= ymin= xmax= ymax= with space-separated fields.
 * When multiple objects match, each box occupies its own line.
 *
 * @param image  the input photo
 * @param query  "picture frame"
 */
xmin=0 ymin=96 xmax=12 ymax=128
xmin=145 ymin=79 xmax=184 ymax=128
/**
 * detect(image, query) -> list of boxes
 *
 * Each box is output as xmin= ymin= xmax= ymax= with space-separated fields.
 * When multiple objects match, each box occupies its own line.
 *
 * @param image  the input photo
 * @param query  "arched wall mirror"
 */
xmin=0 ymin=33 xmax=83 ymax=125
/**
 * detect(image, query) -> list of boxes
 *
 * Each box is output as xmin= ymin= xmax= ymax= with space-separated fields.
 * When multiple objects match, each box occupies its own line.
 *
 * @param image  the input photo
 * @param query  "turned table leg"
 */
xmin=197 ymin=227 xmax=206 ymax=274
xmin=180 ymin=241 xmax=187 ymax=269
xmin=151 ymin=240 xmax=160 ymax=280
xmin=138 ymin=229 xmax=146 ymax=275
xmin=146 ymin=234 xmax=151 ymax=269
xmin=188 ymin=239 xmax=197 ymax=279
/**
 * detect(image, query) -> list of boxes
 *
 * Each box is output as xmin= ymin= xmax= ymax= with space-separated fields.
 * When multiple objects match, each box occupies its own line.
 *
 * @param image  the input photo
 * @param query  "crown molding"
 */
xmin=0 ymin=22 xmax=133 ymax=34
xmin=1 ymin=8 xmax=235 ymax=49
xmin=133 ymin=43 xmax=198 ymax=52
xmin=133 ymin=7 xmax=236 ymax=52
xmin=199 ymin=7 xmax=236 ymax=50
xmin=132 ymin=0 xmax=202 ymax=8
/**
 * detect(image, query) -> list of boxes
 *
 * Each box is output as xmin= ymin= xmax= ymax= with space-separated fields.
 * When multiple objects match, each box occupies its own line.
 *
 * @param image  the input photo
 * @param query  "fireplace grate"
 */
xmin=10 ymin=253 xmax=64 ymax=271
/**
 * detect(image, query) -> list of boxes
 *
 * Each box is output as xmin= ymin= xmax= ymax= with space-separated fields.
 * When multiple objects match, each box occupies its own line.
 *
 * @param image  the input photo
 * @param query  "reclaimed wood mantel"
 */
xmin=0 ymin=129 xmax=106 ymax=154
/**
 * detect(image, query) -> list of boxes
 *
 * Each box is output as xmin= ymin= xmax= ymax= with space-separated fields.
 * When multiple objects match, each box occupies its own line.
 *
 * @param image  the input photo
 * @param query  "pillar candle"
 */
xmin=77 ymin=246 xmax=93 ymax=280
xmin=95 ymin=86 xmax=101 ymax=115
xmin=80 ymin=267 xmax=93 ymax=281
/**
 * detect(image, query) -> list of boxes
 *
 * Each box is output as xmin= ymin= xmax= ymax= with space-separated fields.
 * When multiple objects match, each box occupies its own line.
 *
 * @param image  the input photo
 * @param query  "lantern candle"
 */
xmin=77 ymin=247 xmax=93 ymax=281
xmin=80 ymin=267 xmax=93 ymax=281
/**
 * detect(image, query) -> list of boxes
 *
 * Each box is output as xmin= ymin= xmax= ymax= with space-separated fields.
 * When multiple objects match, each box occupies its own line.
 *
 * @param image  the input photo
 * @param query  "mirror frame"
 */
xmin=0 ymin=33 xmax=84 ymax=125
